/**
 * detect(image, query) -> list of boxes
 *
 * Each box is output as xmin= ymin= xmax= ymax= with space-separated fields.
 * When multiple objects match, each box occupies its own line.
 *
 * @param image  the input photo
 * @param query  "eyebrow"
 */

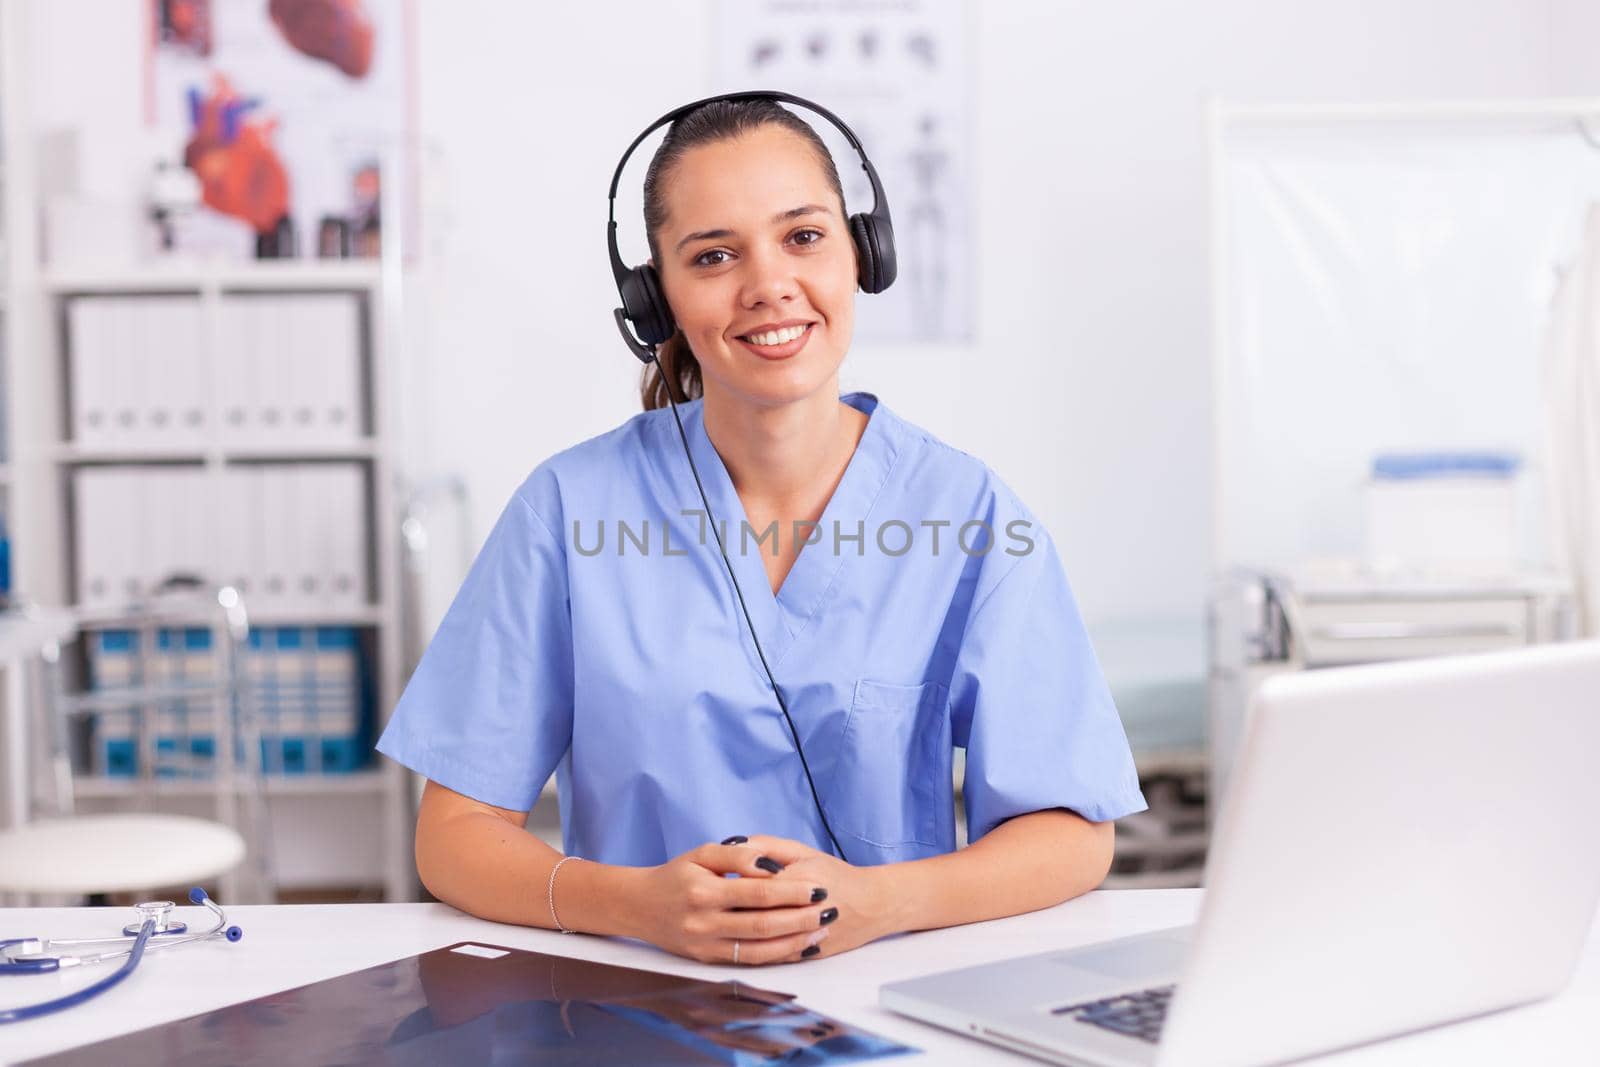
xmin=673 ymin=204 xmax=831 ymax=254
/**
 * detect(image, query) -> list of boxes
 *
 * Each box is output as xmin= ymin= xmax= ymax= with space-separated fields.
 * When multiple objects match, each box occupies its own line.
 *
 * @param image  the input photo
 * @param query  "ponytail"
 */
xmin=640 ymin=330 xmax=703 ymax=410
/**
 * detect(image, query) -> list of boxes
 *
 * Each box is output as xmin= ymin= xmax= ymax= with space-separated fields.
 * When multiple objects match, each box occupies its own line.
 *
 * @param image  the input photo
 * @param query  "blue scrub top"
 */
xmin=377 ymin=392 xmax=1146 ymax=867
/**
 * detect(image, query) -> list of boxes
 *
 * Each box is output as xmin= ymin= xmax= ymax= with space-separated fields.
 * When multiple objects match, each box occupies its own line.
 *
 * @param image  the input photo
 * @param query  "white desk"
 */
xmin=3 ymin=889 xmax=1598 ymax=1065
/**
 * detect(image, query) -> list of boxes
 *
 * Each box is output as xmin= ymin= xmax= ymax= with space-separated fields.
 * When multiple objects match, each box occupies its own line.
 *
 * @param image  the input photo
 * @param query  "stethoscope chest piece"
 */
xmin=122 ymin=901 xmax=187 ymax=938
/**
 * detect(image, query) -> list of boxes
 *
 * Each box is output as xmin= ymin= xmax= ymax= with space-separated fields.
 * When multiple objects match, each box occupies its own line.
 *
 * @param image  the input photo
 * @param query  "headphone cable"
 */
xmin=653 ymin=354 xmax=851 ymax=865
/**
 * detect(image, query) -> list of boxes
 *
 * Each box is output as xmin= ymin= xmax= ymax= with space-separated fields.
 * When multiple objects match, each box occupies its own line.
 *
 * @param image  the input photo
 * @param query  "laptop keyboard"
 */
xmin=1051 ymin=984 xmax=1175 ymax=1044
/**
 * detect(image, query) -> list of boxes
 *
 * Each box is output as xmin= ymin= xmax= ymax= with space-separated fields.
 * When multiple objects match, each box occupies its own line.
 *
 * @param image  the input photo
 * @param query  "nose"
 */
xmin=738 ymin=243 xmax=800 ymax=310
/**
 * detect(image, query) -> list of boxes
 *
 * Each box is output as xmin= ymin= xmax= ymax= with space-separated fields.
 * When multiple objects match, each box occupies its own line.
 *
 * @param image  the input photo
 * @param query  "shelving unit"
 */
xmin=0 ymin=4 xmax=418 ymax=901
xmin=54 ymin=442 xmax=382 ymax=464
xmin=72 ymin=767 xmax=391 ymax=799
xmin=14 ymin=262 xmax=413 ymax=902
xmin=42 ymin=260 xmax=389 ymax=293
xmin=0 ymin=0 xmax=26 ymax=582
xmin=0 ymin=2 xmax=40 ymax=844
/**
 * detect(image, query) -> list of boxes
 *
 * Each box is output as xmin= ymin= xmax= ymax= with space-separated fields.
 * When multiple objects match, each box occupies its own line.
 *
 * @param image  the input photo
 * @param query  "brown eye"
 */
xmin=694 ymin=249 xmax=731 ymax=267
xmin=791 ymin=228 xmax=824 ymax=246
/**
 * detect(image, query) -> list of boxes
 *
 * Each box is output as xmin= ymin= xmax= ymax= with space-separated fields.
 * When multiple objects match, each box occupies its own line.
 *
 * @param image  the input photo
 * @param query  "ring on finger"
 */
xmin=733 ymin=939 xmax=741 ymax=965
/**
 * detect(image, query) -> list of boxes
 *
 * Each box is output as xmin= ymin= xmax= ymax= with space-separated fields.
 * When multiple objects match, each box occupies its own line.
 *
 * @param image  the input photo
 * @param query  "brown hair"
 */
xmin=638 ymin=99 xmax=848 ymax=410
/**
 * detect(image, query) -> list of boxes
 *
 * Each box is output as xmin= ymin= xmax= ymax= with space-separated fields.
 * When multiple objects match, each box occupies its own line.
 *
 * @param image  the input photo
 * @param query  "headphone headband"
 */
xmin=606 ymin=90 xmax=888 ymax=214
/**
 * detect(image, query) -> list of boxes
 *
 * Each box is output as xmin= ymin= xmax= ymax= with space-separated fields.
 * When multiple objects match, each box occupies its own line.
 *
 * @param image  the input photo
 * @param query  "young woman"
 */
xmin=377 ymin=95 xmax=1146 ymax=967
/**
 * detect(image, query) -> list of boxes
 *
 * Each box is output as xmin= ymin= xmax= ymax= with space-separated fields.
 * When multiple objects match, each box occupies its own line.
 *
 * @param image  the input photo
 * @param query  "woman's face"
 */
xmin=655 ymin=124 xmax=857 ymax=410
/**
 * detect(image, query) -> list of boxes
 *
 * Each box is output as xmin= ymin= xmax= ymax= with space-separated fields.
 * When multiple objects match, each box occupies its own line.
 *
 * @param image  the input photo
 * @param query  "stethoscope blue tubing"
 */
xmin=0 ymin=888 xmax=242 ymax=1024
xmin=0 ymin=919 xmax=155 ymax=1024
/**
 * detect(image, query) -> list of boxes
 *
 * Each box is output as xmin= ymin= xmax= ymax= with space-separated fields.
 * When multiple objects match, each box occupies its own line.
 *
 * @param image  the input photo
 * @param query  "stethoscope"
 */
xmin=0 ymin=888 xmax=242 ymax=1024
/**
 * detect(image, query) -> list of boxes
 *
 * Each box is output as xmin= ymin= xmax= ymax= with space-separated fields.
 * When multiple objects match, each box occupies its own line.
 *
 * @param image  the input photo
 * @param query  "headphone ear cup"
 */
xmin=849 ymin=213 xmax=898 ymax=294
xmin=622 ymin=264 xmax=676 ymax=346
xmin=849 ymin=214 xmax=878 ymax=293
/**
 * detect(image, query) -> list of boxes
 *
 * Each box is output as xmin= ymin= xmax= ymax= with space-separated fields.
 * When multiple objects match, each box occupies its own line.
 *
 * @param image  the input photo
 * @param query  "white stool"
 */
xmin=0 ymin=813 xmax=245 ymax=897
xmin=0 ymin=587 xmax=275 ymax=906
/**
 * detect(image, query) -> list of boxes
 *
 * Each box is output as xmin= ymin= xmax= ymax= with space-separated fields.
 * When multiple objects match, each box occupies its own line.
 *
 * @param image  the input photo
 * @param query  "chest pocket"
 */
xmin=827 ymin=678 xmax=952 ymax=853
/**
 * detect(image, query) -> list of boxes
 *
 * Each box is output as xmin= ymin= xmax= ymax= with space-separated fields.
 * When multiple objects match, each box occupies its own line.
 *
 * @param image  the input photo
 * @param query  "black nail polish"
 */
xmin=810 ymin=887 xmax=828 ymax=903
xmin=720 ymin=835 xmax=748 ymax=845
xmin=819 ymin=907 xmax=839 ymax=926
xmin=755 ymin=856 xmax=783 ymax=874
xmin=801 ymin=945 xmax=821 ymax=958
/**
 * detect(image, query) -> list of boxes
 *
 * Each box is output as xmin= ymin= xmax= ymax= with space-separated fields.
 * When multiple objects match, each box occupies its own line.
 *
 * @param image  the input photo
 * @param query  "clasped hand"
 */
xmin=635 ymin=834 xmax=894 ymax=966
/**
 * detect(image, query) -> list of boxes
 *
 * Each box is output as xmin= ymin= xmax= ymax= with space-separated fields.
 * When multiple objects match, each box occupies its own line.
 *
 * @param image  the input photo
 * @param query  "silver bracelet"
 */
xmin=548 ymin=855 xmax=579 ymax=934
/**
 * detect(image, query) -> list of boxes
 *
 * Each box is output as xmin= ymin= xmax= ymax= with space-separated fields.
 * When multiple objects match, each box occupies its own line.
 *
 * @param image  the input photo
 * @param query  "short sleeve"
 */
xmin=376 ymin=491 xmax=574 ymax=812
xmin=949 ymin=528 xmax=1147 ymax=843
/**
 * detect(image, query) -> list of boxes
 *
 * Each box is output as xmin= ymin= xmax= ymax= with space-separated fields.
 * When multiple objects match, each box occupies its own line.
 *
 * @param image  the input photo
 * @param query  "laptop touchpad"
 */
xmin=1053 ymin=935 xmax=1191 ymax=980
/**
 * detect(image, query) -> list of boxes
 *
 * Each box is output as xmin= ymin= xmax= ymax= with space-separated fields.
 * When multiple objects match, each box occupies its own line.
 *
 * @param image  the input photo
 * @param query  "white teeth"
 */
xmin=744 ymin=324 xmax=807 ymax=346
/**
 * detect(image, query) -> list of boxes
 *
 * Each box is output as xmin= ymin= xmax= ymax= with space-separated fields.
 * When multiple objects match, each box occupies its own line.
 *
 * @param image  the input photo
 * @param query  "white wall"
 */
xmin=21 ymin=0 xmax=1587 ymax=633
xmin=1549 ymin=0 xmax=1600 ymax=95
xmin=405 ymin=0 xmax=1569 ymax=629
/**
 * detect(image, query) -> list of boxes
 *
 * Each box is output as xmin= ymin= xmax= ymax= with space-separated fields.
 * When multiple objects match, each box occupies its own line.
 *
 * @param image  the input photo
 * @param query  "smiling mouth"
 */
xmin=737 ymin=322 xmax=814 ymax=344
xmin=734 ymin=323 xmax=816 ymax=360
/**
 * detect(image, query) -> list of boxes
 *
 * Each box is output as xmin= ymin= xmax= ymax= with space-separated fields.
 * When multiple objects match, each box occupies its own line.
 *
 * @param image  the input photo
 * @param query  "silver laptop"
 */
xmin=881 ymin=641 xmax=1600 ymax=1067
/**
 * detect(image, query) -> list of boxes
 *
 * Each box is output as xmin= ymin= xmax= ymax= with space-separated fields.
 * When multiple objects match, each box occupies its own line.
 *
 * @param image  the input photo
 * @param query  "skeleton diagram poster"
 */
xmin=714 ymin=0 xmax=974 ymax=343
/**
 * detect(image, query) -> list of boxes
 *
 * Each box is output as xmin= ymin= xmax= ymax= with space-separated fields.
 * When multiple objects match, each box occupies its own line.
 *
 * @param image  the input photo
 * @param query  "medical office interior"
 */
xmin=0 ymin=0 xmax=1596 ymax=961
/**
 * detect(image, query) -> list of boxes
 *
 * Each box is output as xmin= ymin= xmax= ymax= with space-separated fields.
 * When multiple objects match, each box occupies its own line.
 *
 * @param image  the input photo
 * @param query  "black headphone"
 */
xmin=607 ymin=89 xmax=897 ymax=363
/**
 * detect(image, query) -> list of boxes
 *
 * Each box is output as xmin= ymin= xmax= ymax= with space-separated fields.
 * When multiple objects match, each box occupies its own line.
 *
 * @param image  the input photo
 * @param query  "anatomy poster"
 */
xmin=147 ymin=0 xmax=408 ymax=257
xmin=714 ymin=0 xmax=974 ymax=343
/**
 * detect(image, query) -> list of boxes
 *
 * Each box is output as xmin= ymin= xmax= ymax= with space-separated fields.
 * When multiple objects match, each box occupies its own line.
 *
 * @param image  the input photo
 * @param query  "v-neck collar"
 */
xmin=671 ymin=391 xmax=900 ymax=667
